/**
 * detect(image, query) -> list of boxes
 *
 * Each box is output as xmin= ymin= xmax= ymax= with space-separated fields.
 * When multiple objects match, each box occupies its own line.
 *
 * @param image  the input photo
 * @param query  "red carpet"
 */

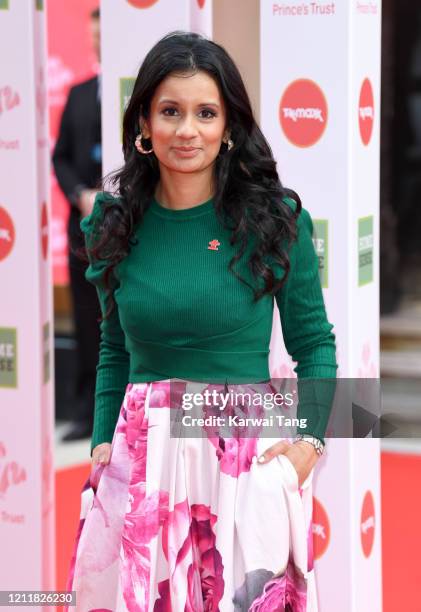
xmin=55 ymin=462 xmax=90 ymax=611
xmin=381 ymin=451 xmax=421 ymax=612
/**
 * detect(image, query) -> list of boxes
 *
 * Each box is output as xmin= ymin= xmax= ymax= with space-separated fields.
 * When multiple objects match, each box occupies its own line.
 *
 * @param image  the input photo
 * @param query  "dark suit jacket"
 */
xmin=52 ymin=75 xmax=102 ymax=245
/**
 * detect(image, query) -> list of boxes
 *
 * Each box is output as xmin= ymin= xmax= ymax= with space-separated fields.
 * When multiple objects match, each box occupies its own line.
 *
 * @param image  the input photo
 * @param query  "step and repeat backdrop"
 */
xmin=258 ymin=3 xmax=382 ymax=610
xmin=0 ymin=1 xmax=381 ymax=610
xmin=0 ymin=0 xmax=55 ymax=598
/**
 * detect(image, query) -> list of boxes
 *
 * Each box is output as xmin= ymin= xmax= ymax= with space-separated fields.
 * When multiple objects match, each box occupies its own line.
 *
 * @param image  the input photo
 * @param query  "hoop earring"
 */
xmin=135 ymin=132 xmax=153 ymax=155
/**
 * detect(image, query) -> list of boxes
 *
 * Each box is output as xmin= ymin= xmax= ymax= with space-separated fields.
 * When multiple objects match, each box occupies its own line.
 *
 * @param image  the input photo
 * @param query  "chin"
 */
xmin=168 ymin=160 xmax=208 ymax=173
xmin=175 ymin=165 xmax=206 ymax=174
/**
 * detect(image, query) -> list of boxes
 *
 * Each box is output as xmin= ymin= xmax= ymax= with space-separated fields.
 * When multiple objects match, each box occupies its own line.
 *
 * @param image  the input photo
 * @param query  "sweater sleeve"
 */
xmin=80 ymin=192 xmax=130 ymax=455
xmin=275 ymin=200 xmax=338 ymax=443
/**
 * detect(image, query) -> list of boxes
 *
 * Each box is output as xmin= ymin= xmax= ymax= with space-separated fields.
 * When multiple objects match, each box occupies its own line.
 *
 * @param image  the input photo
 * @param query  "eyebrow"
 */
xmin=157 ymin=98 xmax=221 ymax=109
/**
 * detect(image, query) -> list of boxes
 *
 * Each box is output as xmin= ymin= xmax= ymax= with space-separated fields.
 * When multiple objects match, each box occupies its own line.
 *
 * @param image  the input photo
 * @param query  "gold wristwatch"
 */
xmin=293 ymin=434 xmax=325 ymax=457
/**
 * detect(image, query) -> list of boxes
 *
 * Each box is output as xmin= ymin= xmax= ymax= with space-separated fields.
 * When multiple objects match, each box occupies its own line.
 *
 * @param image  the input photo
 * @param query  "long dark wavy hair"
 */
xmin=86 ymin=31 xmax=302 ymax=318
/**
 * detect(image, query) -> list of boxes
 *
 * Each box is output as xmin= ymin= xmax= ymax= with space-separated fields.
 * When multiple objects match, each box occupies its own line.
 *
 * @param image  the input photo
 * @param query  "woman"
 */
xmin=66 ymin=31 xmax=337 ymax=611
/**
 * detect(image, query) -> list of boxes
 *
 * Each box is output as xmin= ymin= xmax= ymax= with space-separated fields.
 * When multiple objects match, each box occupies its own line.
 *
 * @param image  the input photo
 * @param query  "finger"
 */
xmin=99 ymin=453 xmax=110 ymax=465
xmin=91 ymin=443 xmax=112 ymax=466
xmin=257 ymin=440 xmax=291 ymax=464
xmin=92 ymin=459 xmax=106 ymax=467
xmin=92 ymin=452 xmax=109 ymax=466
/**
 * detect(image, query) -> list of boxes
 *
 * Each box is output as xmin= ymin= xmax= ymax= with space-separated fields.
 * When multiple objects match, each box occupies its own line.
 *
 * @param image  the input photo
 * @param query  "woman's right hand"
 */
xmin=91 ymin=442 xmax=112 ymax=467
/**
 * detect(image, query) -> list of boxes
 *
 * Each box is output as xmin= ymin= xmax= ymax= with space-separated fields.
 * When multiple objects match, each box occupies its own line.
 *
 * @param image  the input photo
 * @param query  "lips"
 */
xmin=173 ymin=146 xmax=200 ymax=152
xmin=172 ymin=146 xmax=201 ymax=158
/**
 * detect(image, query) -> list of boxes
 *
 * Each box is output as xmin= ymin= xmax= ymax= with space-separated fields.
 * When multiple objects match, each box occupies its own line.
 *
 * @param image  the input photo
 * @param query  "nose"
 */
xmin=175 ymin=114 xmax=198 ymax=140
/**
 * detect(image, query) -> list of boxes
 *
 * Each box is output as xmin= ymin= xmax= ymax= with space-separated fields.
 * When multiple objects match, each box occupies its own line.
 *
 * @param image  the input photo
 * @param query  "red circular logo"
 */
xmin=0 ymin=206 xmax=15 ymax=262
xmin=279 ymin=79 xmax=328 ymax=147
xmin=312 ymin=496 xmax=330 ymax=560
xmin=360 ymin=490 xmax=375 ymax=557
xmin=126 ymin=0 xmax=159 ymax=7
xmin=197 ymin=0 xmax=206 ymax=7
xmin=41 ymin=202 xmax=48 ymax=260
xmin=359 ymin=78 xmax=374 ymax=146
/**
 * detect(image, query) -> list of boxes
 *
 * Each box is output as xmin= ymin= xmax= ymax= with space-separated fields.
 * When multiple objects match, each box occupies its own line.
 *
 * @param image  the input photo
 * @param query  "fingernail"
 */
xmin=257 ymin=455 xmax=266 ymax=463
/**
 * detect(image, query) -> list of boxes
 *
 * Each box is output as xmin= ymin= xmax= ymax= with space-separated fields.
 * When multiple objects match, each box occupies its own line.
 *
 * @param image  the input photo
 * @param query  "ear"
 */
xmin=139 ymin=118 xmax=151 ymax=139
xmin=222 ymin=128 xmax=231 ymax=144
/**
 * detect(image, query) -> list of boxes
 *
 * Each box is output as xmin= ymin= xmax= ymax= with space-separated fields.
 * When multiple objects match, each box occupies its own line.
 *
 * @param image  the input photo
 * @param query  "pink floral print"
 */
xmin=66 ymin=381 xmax=316 ymax=611
xmin=248 ymin=553 xmax=307 ymax=611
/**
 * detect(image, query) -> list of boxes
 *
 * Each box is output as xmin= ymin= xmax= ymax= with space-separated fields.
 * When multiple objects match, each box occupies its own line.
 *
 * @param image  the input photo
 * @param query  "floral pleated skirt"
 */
xmin=65 ymin=380 xmax=318 ymax=611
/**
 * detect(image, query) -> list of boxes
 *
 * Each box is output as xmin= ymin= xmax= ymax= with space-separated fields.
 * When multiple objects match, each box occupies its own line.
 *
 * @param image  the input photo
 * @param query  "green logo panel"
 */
xmin=358 ymin=215 xmax=374 ymax=286
xmin=0 ymin=0 xmax=9 ymax=10
xmin=312 ymin=219 xmax=328 ymax=288
xmin=0 ymin=328 xmax=17 ymax=388
xmin=43 ymin=321 xmax=50 ymax=384
xmin=120 ymin=77 xmax=136 ymax=142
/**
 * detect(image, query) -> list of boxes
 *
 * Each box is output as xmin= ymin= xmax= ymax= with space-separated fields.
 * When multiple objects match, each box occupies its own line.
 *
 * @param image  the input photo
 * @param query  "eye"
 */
xmin=199 ymin=108 xmax=217 ymax=119
xmin=161 ymin=107 xmax=179 ymax=117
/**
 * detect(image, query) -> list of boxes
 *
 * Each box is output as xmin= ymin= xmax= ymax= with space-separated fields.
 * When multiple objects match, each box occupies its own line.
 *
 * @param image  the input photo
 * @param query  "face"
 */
xmin=141 ymin=71 xmax=229 ymax=175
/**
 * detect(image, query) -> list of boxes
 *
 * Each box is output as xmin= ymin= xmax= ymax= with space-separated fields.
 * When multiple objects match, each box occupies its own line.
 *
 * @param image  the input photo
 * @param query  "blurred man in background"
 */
xmin=52 ymin=7 xmax=101 ymax=441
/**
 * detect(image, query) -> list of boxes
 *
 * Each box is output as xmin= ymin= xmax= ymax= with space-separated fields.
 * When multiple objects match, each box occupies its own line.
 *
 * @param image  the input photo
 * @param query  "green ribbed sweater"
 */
xmin=81 ymin=193 xmax=337 ymax=453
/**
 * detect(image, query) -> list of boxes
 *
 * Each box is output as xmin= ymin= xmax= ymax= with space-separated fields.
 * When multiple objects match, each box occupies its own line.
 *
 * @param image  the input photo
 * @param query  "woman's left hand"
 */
xmin=257 ymin=439 xmax=320 ymax=488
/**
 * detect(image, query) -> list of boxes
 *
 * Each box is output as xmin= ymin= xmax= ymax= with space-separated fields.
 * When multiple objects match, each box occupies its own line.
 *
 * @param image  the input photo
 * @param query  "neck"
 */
xmin=155 ymin=166 xmax=214 ymax=210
